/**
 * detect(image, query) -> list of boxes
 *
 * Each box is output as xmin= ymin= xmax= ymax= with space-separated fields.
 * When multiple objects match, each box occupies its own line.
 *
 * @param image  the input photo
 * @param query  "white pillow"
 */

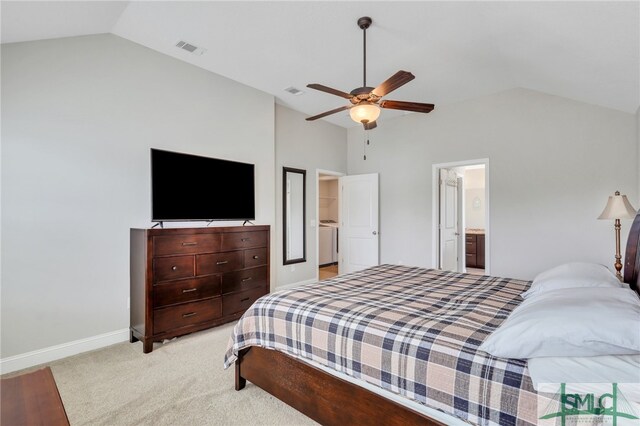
xmin=479 ymin=287 xmax=640 ymax=358
xmin=522 ymin=262 xmax=622 ymax=299
xmin=527 ymin=354 xmax=640 ymax=391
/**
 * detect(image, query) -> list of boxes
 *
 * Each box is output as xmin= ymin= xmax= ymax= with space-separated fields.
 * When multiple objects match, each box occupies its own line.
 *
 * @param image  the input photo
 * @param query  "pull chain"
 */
xmin=363 ymin=129 xmax=370 ymax=160
xmin=363 ymin=131 xmax=366 ymax=160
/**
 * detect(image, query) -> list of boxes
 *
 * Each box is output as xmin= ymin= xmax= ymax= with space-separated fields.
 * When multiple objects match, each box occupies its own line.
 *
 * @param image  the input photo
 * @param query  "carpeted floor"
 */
xmin=8 ymin=324 xmax=317 ymax=425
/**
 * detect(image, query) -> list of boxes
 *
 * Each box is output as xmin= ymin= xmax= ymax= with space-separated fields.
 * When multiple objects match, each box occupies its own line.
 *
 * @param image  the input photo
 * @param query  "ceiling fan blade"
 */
xmin=372 ymin=71 xmax=415 ymax=97
xmin=306 ymin=105 xmax=351 ymax=121
xmin=307 ymin=84 xmax=353 ymax=100
xmin=363 ymin=120 xmax=377 ymax=130
xmin=379 ymin=100 xmax=434 ymax=113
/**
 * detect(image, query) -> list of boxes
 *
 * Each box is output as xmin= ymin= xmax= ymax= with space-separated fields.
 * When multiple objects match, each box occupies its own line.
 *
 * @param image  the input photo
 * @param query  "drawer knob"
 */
xmin=241 ymin=238 xmax=251 ymax=242
xmin=182 ymin=312 xmax=197 ymax=318
xmin=216 ymin=261 xmax=229 ymax=265
xmin=182 ymin=242 xmax=198 ymax=246
xmin=242 ymin=277 xmax=252 ymax=282
xmin=240 ymin=297 xmax=250 ymax=302
xmin=182 ymin=288 xmax=197 ymax=293
xmin=171 ymin=266 xmax=177 ymax=271
xmin=252 ymin=255 xmax=259 ymax=259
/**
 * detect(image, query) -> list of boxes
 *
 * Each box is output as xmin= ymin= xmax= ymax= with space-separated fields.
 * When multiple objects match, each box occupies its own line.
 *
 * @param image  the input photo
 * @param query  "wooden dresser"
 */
xmin=465 ymin=232 xmax=485 ymax=269
xmin=130 ymin=225 xmax=270 ymax=353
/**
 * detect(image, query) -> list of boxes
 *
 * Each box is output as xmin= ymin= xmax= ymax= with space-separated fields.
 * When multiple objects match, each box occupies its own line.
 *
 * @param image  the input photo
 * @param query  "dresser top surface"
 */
xmin=132 ymin=225 xmax=270 ymax=236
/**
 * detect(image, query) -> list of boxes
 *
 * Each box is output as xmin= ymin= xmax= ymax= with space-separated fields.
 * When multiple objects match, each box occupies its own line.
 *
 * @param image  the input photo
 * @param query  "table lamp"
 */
xmin=598 ymin=191 xmax=637 ymax=280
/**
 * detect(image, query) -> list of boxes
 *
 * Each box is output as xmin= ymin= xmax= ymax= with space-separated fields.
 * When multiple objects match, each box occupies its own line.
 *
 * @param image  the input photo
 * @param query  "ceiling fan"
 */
xmin=306 ymin=16 xmax=434 ymax=130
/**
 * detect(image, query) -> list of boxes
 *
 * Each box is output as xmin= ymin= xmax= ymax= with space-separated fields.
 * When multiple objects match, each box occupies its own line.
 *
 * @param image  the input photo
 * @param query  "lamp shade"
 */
xmin=598 ymin=191 xmax=637 ymax=220
xmin=350 ymin=103 xmax=380 ymax=124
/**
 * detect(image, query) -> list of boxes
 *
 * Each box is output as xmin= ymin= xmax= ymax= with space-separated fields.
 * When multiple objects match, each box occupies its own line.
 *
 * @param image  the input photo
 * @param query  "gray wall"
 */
xmin=348 ymin=88 xmax=638 ymax=280
xmin=1 ymin=34 xmax=276 ymax=358
xmin=275 ymin=105 xmax=347 ymax=287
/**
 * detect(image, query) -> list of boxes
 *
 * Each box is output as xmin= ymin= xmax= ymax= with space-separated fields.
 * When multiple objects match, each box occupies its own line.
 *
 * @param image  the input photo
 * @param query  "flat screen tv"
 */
xmin=151 ymin=149 xmax=255 ymax=222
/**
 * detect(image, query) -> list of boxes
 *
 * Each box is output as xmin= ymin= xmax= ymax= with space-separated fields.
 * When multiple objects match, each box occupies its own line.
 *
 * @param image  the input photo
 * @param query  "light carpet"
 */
xmin=13 ymin=324 xmax=317 ymax=425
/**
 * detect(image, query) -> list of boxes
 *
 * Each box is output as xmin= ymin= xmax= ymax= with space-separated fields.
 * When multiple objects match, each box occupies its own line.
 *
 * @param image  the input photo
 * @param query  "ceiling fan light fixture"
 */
xmin=350 ymin=102 xmax=380 ymax=124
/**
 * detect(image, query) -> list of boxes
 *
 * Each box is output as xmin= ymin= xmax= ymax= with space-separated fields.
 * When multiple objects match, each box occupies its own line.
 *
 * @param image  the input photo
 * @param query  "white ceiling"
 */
xmin=1 ymin=1 xmax=128 ymax=43
xmin=2 ymin=1 xmax=639 ymax=128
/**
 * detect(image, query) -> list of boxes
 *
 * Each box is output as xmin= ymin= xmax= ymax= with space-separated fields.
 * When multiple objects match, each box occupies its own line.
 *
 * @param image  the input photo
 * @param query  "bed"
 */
xmin=225 ymin=211 xmax=640 ymax=425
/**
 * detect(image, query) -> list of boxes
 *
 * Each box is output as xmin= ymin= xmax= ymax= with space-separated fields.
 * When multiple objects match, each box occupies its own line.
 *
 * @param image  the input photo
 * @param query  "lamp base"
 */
xmin=614 ymin=218 xmax=623 ymax=281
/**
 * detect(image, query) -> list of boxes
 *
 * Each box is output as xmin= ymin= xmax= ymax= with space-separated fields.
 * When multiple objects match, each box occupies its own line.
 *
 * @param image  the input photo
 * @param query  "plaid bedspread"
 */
xmin=224 ymin=264 xmax=539 ymax=425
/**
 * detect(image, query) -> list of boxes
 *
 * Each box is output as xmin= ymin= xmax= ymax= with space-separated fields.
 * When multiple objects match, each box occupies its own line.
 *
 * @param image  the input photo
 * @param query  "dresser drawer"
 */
xmin=222 ymin=266 xmax=267 ymax=294
xmin=153 ymin=234 xmax=221 ymax=256
xmin=153 ymin=256 xmax=194 ymax=282
xmin=465 ymin=234 xmax=476 ymax=243
xmin=244 ymin=248 xmax=267 ymax=268
xmin=154 ymin=298 xmax=222 ymax=334
xmin=223 ymin=287 xmax=266 ymax=316
xmin=153 ymin=275 xmax=221 ymax=308
xmin=196 ymin=251 xmax=243 ymax=275
xmin=221 ymin=231 xmax=268 ymax=251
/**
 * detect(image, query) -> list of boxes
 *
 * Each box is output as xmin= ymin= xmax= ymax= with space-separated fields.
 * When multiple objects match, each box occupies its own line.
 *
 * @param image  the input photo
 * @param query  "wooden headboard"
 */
xmin=623 ymin=209 xmax=640 ymax=294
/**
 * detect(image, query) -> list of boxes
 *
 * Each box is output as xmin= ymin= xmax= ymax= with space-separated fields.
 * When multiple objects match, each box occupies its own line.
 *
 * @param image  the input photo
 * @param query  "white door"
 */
xmin=339 ymin=174 xmax=379 ymax=274
xmin=439 ymin=169 xmax=459 ymax=271
xmin=456 ymin=176 xmax=465 ymax=272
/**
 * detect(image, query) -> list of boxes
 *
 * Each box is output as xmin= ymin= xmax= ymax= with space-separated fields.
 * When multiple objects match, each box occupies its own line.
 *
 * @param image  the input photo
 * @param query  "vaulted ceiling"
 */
xmin=2 ymin=1 xmax=639 ymax=127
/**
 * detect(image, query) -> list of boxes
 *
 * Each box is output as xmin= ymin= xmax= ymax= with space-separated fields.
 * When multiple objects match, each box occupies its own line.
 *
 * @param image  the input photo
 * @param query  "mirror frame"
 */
xmin=283 ymin=167 xmax=307 ymax=265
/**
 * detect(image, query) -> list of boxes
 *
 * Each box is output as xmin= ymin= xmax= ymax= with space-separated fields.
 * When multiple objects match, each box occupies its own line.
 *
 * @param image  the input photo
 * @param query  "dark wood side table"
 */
xmin=1 ymin=367 xmax=70 ymax=426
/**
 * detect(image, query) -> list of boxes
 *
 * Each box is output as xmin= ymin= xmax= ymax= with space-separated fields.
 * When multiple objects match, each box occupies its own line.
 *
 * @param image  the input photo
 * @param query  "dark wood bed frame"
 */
xmin=234 ymin=211 xmax=640 ymax=425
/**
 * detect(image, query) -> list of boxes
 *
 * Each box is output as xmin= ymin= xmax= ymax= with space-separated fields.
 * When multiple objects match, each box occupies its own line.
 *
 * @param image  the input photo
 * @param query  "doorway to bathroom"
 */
xmin=432 ymin=159 xmax=490 ymax=275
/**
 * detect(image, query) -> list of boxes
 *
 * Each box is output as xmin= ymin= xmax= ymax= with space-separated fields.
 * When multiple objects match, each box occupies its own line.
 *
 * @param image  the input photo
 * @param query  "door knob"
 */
xmin=454 ymin=232 xmax=460 ymax=236
xmin=372 ymin=231 xmax=377 ymax=235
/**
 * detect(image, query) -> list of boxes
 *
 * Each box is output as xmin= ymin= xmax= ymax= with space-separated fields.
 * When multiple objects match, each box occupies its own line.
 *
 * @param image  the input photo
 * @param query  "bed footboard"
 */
xmin=234 ymin=346 xmax=444 ymax=426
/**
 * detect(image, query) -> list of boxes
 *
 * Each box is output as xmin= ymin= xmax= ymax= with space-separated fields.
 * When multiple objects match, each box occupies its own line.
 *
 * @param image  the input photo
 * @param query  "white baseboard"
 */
xmin=1 ymin=279 xmax=319 ymax=374
xmin=0 ymin=328 xmax=130 ymax=375
xmin=275 ymin=278 xmax=317 ymax=292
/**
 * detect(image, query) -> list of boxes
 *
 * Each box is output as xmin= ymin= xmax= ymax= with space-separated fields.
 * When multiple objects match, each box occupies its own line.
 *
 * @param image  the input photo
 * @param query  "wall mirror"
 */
xmin=283 ymin=167 xmax=306 ymax=265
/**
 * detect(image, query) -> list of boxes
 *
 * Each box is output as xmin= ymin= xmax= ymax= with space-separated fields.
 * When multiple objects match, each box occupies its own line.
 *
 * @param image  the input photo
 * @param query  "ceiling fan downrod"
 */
xmin=358 ymin=17 xmax=372 ymax=88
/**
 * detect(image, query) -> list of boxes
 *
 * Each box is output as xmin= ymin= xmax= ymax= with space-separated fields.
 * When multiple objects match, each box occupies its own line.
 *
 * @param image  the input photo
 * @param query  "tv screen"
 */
xmin=151 ymin=149 xmax=255 ymax=221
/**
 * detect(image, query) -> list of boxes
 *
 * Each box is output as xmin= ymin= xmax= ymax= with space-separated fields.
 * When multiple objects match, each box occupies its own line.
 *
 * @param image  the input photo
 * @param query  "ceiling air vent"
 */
xmin=284 ymin=87 xmax=304 ymax=96
xmin=175 ymin=40 xmax=206 ymax=56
